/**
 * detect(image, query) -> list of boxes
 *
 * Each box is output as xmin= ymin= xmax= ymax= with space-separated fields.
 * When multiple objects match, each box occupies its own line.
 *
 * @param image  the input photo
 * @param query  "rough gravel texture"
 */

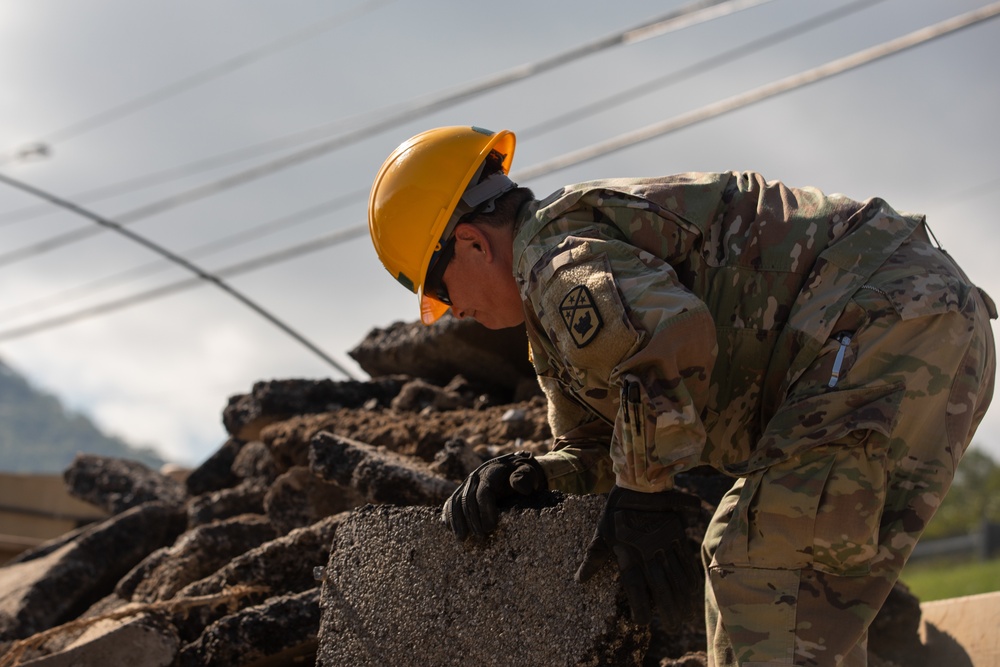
xmin=310 ymin=431 xmax=458 ymax=506
xmin=0 ymin=319 xmax=934 ymax=666
xmin=317 ymin=496 xmax=649 ymax=667
xmin=63 ymin=454 xmax=187 ymax=514
xmin=176 ymin=588 xmax=320 ymax=667
xmin=115 ymin=514 xmax=277 ymax=603
xmin=0 ymin=502 xmax=185 ymax=640
xmin=348 ymin=316 xmax=535 ymax=393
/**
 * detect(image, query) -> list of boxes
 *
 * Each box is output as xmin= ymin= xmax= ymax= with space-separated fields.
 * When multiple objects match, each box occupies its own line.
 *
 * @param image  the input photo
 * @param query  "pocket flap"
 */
xmin=728 ymin=382 xmax=904 ymax=475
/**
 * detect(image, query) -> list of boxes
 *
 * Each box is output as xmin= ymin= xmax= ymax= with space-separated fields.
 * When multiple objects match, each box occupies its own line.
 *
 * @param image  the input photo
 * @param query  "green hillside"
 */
xmin=0 ymin=359 xmax=164 ymax=473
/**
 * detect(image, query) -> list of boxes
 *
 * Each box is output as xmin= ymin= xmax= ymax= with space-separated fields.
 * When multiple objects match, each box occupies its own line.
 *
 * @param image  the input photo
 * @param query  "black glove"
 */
xmin=442 ymin=451 xmax=546 ymax=541
xmin=575 ymin=486 xmax=701 ymax=628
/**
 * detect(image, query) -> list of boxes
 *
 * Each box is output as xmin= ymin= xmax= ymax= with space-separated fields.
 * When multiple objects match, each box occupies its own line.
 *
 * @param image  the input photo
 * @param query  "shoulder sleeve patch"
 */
xmin=560 ymin=285 xmax=603 ymax=347
xmin=536 ymin=251 xmax=642 ymax=383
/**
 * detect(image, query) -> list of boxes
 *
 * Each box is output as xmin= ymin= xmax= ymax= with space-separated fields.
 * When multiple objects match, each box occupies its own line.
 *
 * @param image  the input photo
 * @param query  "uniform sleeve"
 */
xmin=535 ymin=423 xmax=617 ymax=495
xmin=526 ymin=339 xmax=617 ymax=494
xmin=528 ymin=236 xmax=717 ymax=493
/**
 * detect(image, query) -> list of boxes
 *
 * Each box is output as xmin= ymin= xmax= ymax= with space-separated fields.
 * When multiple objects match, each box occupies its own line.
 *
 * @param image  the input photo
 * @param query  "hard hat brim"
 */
xmin=419 ymin=289 xmax=450 ymax=325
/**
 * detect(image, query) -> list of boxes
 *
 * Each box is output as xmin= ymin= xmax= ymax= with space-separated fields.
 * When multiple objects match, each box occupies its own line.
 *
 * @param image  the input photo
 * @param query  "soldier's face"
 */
xmin=442 ymin=233 xmax=525 ymax=330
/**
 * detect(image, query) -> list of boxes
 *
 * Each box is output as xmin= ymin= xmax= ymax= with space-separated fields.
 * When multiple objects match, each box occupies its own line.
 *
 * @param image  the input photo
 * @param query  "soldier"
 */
xmin=366 ymin=126 xmax=996 ymax=666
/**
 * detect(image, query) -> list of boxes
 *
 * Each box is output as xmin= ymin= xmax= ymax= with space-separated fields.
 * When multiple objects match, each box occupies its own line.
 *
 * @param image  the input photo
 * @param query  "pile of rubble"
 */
xmin=0 ymin=318 xmax=928 ymax=666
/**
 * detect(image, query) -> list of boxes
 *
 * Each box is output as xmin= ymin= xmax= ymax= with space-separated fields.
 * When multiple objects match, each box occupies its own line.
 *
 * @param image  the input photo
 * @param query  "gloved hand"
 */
xmin=442 ymin=451 xmax=546 ymax=541
xmin=575 ymin=486 xmax=701 ymax=628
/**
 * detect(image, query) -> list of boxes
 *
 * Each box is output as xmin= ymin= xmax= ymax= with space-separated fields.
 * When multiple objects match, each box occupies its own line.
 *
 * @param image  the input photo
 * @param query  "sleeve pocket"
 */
xmin=539 ymin=252 xmax=641 ymax=385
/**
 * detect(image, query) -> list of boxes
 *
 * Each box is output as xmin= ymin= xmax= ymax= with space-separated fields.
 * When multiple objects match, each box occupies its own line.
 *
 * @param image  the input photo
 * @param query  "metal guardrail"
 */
xmin=910 ymin=520 xmax=1000 ymax=562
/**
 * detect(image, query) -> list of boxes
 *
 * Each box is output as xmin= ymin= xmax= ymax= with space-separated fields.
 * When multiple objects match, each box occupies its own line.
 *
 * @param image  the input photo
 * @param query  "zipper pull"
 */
xmin=828 ymin=333 xmax=852 ymax=388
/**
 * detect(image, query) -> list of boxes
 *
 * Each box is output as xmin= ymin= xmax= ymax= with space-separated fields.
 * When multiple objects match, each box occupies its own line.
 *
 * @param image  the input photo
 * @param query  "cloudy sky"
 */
xmin=1 ymin=0 xmax=998 ymax=467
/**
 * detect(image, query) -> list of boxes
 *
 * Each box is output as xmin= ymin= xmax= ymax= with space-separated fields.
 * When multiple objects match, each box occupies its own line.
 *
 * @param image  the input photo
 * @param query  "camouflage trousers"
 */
xmin=701 ymin=234 xmax=996 ymax=666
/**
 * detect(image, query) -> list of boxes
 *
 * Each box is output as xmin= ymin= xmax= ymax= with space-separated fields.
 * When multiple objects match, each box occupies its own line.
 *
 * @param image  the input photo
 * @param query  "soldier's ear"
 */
xmin=454 ymin=223 xmax=492 ymax=261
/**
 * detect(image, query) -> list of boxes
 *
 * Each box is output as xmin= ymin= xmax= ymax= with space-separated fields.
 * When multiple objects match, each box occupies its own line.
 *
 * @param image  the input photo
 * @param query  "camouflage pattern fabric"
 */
xmin=514 ymin=172 xmax=925 ymax=491
xmin=702 ymin=232 xmax=995 ymax=665
xmin=511 ymin=172 xmax=996 ymax=664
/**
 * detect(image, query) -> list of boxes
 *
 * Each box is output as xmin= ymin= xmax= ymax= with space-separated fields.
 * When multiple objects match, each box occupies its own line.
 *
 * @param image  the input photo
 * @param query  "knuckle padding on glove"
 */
xmin=442 ymin=452 xmax=544 ymax=541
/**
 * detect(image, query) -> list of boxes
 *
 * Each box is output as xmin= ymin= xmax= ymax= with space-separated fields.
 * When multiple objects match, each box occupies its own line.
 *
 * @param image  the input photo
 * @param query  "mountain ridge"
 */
xmin=0 ymin=358 xmax=165 ymax=473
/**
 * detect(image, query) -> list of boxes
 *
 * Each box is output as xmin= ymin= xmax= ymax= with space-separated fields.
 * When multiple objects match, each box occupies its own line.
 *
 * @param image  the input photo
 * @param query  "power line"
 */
xmin=0 ymin=0 xmax=879 ymax=317
xmin=0 ymin=116 xmax=366 ymax=227
xmin=0 ymin=190 xmax=367 ymax=323
xmin=0 ymin=225 xmax=369 ymax=343
xmin=1 ymin=0 xmax=850 ymax=316
xmin=0 ymin=0 xmax=395 ymax=166
xmin=0 ymin=171 xmax=358 ymax=379
xmin=3 ymin=0 xmax=859 ymax=230
xmin=519 ymin=0 xmax=889 ymax=139
xmin=3 ymin=2 xmax=998 ymax=342
xmin=514 ymin=1 xmax=1000 ymax=182
xmin=0 ymin=0 xmax=774 ymax=267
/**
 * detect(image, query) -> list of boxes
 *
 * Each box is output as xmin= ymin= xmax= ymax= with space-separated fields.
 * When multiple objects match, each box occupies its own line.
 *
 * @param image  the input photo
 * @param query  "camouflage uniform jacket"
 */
xmin=512 ymin=171 xmax=923 ymax=494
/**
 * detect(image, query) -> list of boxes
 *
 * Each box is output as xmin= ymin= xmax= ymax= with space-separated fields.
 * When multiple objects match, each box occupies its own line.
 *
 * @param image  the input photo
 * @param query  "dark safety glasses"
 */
xmin=423 ymin=235 xmax=456 ymax=306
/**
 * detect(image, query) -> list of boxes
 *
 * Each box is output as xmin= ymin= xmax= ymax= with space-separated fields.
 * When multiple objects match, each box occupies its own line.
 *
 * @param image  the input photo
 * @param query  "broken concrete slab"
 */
xmin=389 ymin=377 xmax=473 ymax=412
xmin=170 ymin=513 xmax=344 ymax=644
xmin=186 ymin=480 xmax=266 ymax=528
xmin=259 ymin=413 xmax=338 ymax=472
xmin=316 ymin=495 xmax=648 ymax=667
xmin=0 ymin=502 xmax=186 ymax=641
xmin=176 ymin=588 xmax=320 ymax=667
xmin=259 ymin=397 xmax=551 ymax=472
xmin=63 ymin=454 xmax=187 ymax=515
xmin=116 ymin=515 xmax=277 ymax=603
xmin=348 ymin=316 xmax=535 ymax=395
xmin=428 ymin=437 xmax=486 ymax=482
xmin=18 ymin=613 xmax=179 ymax=667
xmin=263 ymin=466 xmax=364 ymax=536
xmin=179 ymin=513 xmax=343 ymax=602
xmin=222 ymin=377 xmax=407 ymax=441
xmin=3 ymin=524 xmax=93 ymax=567
xmin=184 ymin=438 xmax=245 ymax=496
xmin=309 ymin=431 xmax=457 ymax=506
xmin=229 ymin=440 xmax=279 ymax=485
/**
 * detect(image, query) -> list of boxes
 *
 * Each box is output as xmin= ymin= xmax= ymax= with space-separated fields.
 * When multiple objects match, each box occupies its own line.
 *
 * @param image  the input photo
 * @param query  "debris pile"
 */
xmin=0 ymin=318 xmax=929 ymax=666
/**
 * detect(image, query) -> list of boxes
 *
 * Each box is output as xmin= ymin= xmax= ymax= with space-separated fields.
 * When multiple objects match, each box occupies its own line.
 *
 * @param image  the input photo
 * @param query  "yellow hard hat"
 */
xmin=368 ymin=126 xmax=516 ymax=325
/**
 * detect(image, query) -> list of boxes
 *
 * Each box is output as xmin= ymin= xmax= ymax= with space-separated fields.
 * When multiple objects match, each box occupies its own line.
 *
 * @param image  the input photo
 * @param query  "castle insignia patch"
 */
xmin=559 ymin=285 xmax=603 ymax=348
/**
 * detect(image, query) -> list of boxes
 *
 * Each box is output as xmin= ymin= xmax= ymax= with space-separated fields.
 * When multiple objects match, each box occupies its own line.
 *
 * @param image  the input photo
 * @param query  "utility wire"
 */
xmin=0 ymin=0 xmax=395 ymax=166
xmin=0 ymin=190 xmax=367 ymax=323
xmin=520 ymin=0 xmax=888 ymax=139
xmin=0 ymin=225 xmax=369 ymax=343
xmin=0 ymin=116 xmax=365 ymax=227
xmin=0 ymin=0 xmax=859 ymax=315
xmin=1 ymin=0 xmax=869 ymax=229
xmin=0 ymin=171 xmax=358 ymax=379
xmin=0 ymin=0 xmax=773 ymax=267
xmin=5 ymin=2 xmax=995 ymax=341
xmin=514 ymin=1 xmax=1000 ymax=182
xmin=0 ymin=0 xmax=828 ymax=320
xmin=0 ymin=0 xmax=881 ymax=317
